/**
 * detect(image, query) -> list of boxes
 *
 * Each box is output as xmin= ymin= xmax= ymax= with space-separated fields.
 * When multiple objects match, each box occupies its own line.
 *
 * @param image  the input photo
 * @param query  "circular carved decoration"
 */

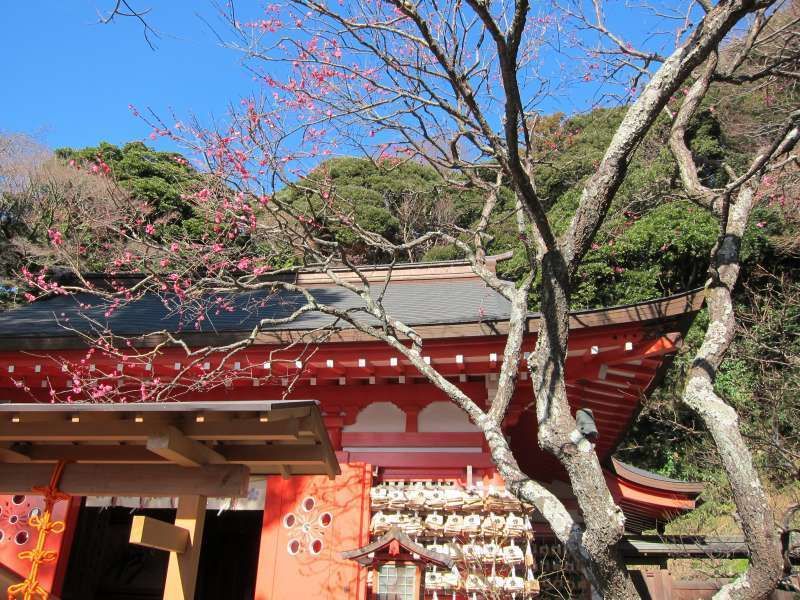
xmin=283 ymin=496 xmax=332 ymax=557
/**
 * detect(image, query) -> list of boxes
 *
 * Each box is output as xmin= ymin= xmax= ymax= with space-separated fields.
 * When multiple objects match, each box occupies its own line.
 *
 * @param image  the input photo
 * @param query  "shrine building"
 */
xmin=0 ymin=259 xmax=709 ymax=600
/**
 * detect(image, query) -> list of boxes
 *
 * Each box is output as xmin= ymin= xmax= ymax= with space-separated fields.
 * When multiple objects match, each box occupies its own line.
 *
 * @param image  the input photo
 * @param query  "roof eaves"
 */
xmin=611 ymin=457 xmax=705 ymax=495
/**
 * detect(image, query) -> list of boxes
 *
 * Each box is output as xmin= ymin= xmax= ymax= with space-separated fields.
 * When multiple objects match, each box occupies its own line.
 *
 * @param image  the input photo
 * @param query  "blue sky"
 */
xmin=1 ymin=1 xmax=702 ymax=155
xmin=1 ymin=2 xmax=261 ymax=151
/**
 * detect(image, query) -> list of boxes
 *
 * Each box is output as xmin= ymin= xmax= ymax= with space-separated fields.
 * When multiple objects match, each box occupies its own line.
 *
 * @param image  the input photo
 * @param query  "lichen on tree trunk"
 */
xmin=682 ymin=188 xmax=784 ymax=600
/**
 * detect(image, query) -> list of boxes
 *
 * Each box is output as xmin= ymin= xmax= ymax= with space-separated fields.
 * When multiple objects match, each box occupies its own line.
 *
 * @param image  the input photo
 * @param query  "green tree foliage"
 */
xmin=495 ymin=108 xmax=727 ymax=309
xmin=55 ymin=141 xmax=208 ymax=237
xmin=615 ymin=10 xmax=800 ymax=499
xmin=609 ymin=60 xmax=800 ymax=508
xmin=278 ymin=157 xmax=484 ymax=263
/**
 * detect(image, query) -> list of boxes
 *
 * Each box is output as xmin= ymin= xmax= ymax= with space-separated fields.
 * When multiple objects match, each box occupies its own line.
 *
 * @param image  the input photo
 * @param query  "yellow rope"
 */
xmin=7 ymin=461 xmax=69 ymax=600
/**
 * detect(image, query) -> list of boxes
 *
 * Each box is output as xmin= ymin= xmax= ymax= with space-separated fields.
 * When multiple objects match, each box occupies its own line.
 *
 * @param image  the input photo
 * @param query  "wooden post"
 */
xmin=163 ymin=495 xmax=207 ymax=600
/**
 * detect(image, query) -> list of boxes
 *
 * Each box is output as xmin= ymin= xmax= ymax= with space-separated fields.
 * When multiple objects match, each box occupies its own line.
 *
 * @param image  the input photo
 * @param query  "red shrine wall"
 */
xmin=254 ymin=463 xmax=373 ymax=600
xmin=0 ymin=494 xmax=78 ymax=596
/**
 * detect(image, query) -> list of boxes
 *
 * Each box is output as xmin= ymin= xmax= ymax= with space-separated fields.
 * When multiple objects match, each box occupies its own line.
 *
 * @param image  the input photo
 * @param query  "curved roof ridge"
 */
xmin=611 ymin=457 xmax=704 ymax=495
xmin=341 ymin=526 xmax=455 ymax=568
xmin=46 ymin=252 xmax=516 ymax=289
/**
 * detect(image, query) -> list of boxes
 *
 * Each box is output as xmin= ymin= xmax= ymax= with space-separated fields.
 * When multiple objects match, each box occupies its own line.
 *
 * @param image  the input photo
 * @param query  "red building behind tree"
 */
xmin=0 ymin=260 xmax=705 ymax=599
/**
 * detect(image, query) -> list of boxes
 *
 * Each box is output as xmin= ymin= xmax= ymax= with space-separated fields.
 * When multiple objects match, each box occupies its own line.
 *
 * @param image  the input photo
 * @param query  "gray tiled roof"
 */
xmin=0 ymin=280 xmax=511 ymax=340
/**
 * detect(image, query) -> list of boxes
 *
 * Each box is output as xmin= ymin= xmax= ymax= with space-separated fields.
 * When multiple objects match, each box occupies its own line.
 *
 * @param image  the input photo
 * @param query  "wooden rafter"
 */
xmin=146 ymin=426 xmax=226 ymax=467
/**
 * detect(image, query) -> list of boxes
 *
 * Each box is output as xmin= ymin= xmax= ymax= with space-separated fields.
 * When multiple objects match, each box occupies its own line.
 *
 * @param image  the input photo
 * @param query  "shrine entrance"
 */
xmin=0 ymin=400 xmax=339 ymax=600
xmin=60 ymin=506 xmax=263 ymax=600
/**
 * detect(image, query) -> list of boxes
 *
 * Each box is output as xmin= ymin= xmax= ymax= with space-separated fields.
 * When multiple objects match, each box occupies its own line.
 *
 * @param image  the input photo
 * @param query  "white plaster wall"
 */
xmin=343 ymin=401 xmax=406 ymax=432
xmin=417 ymin=401 xmax=480 ymax=432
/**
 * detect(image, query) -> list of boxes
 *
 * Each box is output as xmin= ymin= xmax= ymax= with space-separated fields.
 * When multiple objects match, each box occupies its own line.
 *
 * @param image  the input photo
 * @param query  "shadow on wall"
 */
xmin=255 ymin=464 xmax=372 ymax=600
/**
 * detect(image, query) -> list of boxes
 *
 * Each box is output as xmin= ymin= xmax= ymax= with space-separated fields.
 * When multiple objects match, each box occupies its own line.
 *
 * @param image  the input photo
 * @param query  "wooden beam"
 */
xmin=0 ymin=381 xmax=486 ymax=406
xmin=578 ymin=335 xmax=680 ymax=373
xmin=179 ymin=416 xmax=305 ymax=440
xmin=341 ymin=432 xmax=484 ymax=448
xmin=346 ymin=451 xmax=494 ymax=469
xmin=164 ymin=495 xmax=207 ymax=600
xmin=0 ymin=443 xmax=30 ymax=463
xmin=147 ymin=427 xmax=226 ymax=467
xmin=0 ymin=417 xmax=302 ymax=442
xmin=0 ymin=463 xmax=250 ymax=497
xmin=15 ymin=444 xmax=334 ymax=476
xmin=307 ymin=409 xmax=340 ymax=478
xmin=605 ymin=364 xmax=657 ymax=380
xmin=223 ymin=444 xmax=328 ymax=465
xmin=130 ymin=515 xmax=189 ymax=553
xmin=18 ymin=443 xmax=329 ymax=467
xmin=21 ymin=444 xmax=167 ymax=463
xmin=0 ymin=420 xmax=158 ymax=442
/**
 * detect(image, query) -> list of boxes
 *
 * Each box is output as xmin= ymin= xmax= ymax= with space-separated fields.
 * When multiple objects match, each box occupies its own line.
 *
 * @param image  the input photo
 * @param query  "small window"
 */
xmin=376 ymin=563 xmax=417 ymax=600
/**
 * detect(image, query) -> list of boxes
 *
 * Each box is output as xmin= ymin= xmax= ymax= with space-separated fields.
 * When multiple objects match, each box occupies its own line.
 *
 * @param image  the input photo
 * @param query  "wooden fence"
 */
xmin=632 ymin=569 xmax=799 ymax=600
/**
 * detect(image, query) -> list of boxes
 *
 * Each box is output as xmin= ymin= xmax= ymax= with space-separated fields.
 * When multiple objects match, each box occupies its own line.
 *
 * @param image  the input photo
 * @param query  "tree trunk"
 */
xmin=529 ymin=250 xmax=639 ymax=599
xmin=481 ymin=420 xmax=637 ymax=599
xmin=683 ymin=187 xmax=783 ymax=600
